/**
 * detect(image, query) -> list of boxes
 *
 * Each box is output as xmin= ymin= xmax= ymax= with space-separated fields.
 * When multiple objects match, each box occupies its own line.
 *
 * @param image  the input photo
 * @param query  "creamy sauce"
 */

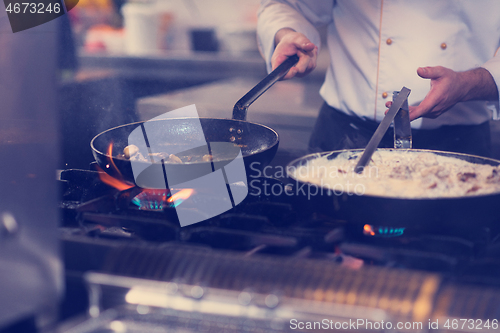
xmin=291 ymin=150 xmax=500 ymax=198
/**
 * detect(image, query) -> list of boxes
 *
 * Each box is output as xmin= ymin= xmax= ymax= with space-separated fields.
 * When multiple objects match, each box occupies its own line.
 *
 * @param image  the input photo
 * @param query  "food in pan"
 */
xmin=121 ymin=145 xmax=213 ymax=164
xmin=291 ymin=150 xmax=500 ymax=198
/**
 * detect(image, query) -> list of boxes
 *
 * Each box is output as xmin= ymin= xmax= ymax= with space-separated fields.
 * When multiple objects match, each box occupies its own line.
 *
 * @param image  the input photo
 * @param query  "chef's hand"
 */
xmin=385 ymin=66 xmax=498 ymax=121
xmin=272 ymin=28 xmax=317 ymax=80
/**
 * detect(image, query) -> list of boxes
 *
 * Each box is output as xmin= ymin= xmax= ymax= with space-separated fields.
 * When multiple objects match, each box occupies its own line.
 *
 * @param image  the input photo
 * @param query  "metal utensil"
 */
xmin=354 ymin=86 xmax=411 ymax=173
xmin=393 ymin=90 xmax=412 ymax=149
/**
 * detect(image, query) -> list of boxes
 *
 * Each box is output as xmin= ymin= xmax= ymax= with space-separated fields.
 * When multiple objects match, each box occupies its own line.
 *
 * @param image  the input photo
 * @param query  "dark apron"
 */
xmin=309 ymin=103 xmax=491 ymax=157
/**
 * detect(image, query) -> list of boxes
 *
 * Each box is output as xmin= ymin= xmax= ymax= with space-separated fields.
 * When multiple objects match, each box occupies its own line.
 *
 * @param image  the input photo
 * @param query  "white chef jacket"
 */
xmin=257 ymin=0 xmax=500 ymax=129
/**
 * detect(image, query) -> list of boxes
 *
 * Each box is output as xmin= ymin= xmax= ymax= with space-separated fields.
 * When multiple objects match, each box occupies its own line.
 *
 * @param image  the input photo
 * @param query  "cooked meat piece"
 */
xmin=458 ymin=172 xmax=476 ymax=182
xmin=389 ymin=165 xmax=412 ymax=179
xmin=487 ymin=168 xmax=500 ymax=184
xmin=466 ymin=185 xmax=481 ymax=193
xmin=420 ymin=175 xmax=441 ymax=190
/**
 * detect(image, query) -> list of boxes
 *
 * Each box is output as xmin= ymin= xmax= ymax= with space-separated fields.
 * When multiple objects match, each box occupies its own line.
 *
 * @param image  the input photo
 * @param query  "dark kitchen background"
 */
xmin=2 ymin=0 xmax=500 ymax=332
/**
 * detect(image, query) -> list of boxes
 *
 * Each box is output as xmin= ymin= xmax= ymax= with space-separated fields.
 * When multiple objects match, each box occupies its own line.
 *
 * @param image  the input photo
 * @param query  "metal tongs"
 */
xmin=393 ymin=90 xmax=412 ymax=149
xmin=354 ymin=86 xmax=411 ymax=173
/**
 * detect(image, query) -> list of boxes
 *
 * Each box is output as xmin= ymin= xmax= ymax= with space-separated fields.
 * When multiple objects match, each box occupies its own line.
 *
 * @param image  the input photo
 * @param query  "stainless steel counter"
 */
xmin=78 ymin=50 xmax=329 ymax=82
xmin=79 ymin=51 xmax=268 ymax=82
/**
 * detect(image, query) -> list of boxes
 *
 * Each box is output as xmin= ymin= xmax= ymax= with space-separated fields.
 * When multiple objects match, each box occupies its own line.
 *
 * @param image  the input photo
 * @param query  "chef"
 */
xmin=257 ymin=0 xmax=500 ymax=157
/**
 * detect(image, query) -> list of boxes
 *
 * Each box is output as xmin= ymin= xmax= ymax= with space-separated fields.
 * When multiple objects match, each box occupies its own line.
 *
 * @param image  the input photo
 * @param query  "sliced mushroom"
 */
xmin=123 ymin=145 xmax=139 ymax=159
xmin=167 ymin=154 xmax=183 ymax=164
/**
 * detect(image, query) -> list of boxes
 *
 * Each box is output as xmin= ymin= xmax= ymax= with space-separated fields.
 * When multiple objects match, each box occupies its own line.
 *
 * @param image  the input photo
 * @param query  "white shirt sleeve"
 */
xmin=257 ymin=0 xmax=334 ymax=73
xmin=482 ymin=51 xmax=500 ymax=110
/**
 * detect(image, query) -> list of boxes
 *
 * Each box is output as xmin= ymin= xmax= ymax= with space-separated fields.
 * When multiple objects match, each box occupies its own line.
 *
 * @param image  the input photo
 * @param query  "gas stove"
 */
xmin=57 ymin=165 xmax=500 ymax=332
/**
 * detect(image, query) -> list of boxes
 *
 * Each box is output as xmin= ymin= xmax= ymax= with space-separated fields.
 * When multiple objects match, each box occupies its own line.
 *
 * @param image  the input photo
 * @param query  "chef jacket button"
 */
xmin=386 ymin=38 xmax=393 ymax=45
xmin=382 ymin=92 xmax=388 ymax=99
xmin=441 ymin=42 xmax=447 ymax=50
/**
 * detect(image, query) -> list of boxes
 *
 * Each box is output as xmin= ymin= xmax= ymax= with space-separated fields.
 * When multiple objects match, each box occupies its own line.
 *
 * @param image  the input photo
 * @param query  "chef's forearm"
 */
xmin=460 ymin=67 xmax=499 ymax=102
xmin=257 ymin=1 xmax=330 ymax=73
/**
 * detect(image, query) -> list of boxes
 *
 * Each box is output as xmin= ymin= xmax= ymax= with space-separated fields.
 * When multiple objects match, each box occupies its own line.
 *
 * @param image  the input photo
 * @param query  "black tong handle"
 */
xmin=233 ymin=54 xmax=300 ymax=121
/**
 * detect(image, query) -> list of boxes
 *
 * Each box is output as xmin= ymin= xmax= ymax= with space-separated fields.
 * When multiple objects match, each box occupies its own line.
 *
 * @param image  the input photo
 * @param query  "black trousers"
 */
xmin=309 ymin=103 xmax=491 ymax=157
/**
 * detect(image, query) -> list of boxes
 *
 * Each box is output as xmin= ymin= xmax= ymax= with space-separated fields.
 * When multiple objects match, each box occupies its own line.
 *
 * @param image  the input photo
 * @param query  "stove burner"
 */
xmin=130 ymin=188 xmax=196 ymax=211
xmin=59 ymin=168 xmax=500 ymax=283
xmin=131 ymin=190 xmax=170 ymax=211
xmin=363 ymin=224 xmax=406 ymax=237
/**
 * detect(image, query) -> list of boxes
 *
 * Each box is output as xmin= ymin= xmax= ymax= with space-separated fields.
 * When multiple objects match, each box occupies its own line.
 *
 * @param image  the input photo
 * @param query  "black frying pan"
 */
xmin=287 ymin=148 xmax=500 ymax=233
xmin=91 ymin=55 xmax=299 ymax=185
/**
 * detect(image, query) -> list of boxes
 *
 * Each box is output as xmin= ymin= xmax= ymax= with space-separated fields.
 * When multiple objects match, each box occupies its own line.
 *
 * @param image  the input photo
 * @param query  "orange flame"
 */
xmin=107 ymin=142 xmax=123 ymax=178
xmin=99 ymin=142 xmax=195 ymax=208
xmin=167 ymin=188 xmax=195 ymax=207
xmin=97 ymin=142 xmax=135 ymax=191
xmin=98 ymin=170 xmax=135 ymax=191
xmin=363 ymin=224 xmax=376 ymax=236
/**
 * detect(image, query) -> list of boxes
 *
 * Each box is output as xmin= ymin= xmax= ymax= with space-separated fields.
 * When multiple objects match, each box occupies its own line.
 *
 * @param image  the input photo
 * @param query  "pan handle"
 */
xmin=232 ymin=54 xmax=299 ymax=121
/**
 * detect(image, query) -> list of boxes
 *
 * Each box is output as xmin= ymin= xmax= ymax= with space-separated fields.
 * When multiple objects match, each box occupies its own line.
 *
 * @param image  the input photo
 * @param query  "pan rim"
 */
xmin=91 ymin=117 xmax=279 ymax=162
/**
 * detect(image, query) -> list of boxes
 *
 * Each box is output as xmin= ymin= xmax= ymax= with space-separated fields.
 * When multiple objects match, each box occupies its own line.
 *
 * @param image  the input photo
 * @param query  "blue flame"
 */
xmin=131 ymin=190 xmax=170 ymax=211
